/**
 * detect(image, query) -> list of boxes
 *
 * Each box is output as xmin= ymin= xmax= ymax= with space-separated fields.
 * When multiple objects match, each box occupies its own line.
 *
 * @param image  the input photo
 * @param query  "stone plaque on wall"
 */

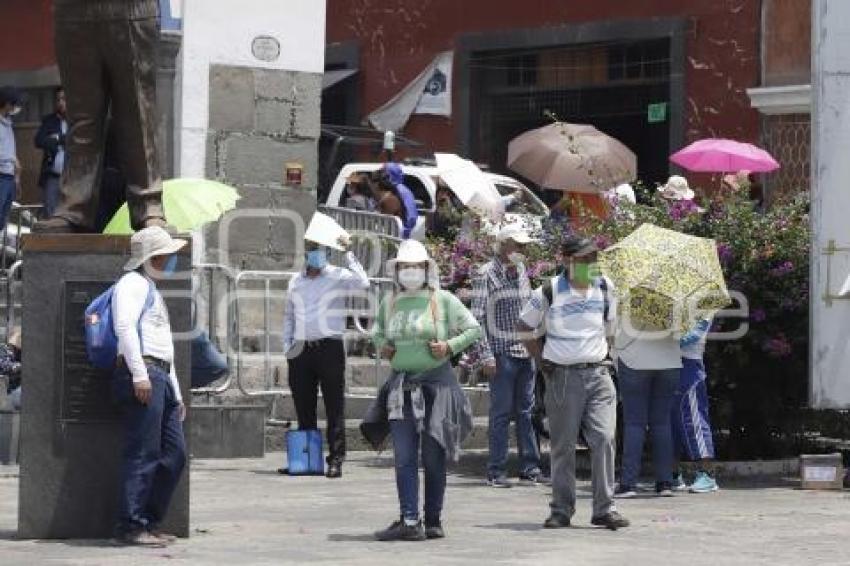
xmin=60 ymin=281 xmax=121 ymax=424
xmin=252 ymin=36 xmax=281 ymax=62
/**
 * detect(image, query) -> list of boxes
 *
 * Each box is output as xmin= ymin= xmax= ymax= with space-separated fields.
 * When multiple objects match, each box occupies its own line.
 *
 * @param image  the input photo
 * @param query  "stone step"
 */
xmin=264 ymin=421 xmax=592 ymax=476
xmin=263 ymin=387 xmax=491 ymax=421
xmin=265 ymin=417 xmax=506 ymax=453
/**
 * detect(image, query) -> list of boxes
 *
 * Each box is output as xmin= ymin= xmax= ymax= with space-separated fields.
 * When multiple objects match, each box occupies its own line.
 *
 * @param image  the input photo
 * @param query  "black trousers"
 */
xmin=287 ymin=339 xmax=346 ymax=465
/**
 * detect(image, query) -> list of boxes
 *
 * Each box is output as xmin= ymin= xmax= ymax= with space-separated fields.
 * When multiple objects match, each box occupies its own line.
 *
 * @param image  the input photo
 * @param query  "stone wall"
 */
xmin=196 ymin=64 xmax=322 ymax=397
xmin=202 ymin=64 xmax=321 ymax=271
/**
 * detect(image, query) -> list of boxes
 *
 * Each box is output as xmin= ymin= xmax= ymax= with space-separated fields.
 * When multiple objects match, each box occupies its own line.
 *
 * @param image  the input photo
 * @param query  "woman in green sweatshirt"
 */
xmin=369 ymin=240 xmax=480 ymax=542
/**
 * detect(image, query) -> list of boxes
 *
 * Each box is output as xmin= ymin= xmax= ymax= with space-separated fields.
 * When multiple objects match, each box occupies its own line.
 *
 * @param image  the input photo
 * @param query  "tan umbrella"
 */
xmin=507 ymin=122 xmax=637 ymax=193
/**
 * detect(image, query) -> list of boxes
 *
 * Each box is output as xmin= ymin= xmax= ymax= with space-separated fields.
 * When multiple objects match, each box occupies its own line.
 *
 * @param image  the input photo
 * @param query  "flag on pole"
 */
xmin=367 ymin=51 xmax=453 ymax=133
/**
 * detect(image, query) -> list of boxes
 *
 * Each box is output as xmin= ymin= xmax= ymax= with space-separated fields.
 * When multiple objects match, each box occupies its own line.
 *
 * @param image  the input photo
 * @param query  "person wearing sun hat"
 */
xmin=283 ymin=212 xmax=370 ymax=479
xmin=471 ymin=223 xmax=546 ymax=488
xmin=111 ymin=225 xmax=188 ymax=546
xmin=658 ymin=175 xmax=696 ymax=201
xmin=369 ymin=239 xmax=480 ymax=542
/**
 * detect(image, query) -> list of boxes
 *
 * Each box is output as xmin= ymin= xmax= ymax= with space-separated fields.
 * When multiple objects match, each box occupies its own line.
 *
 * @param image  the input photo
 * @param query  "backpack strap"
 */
xmin=137 ymin=280 xmax=157 ymax=353
xmin=542 ymin=277 xmax=555 ymax=307
xmin=598 ymin=277 xmax=610 ymax=322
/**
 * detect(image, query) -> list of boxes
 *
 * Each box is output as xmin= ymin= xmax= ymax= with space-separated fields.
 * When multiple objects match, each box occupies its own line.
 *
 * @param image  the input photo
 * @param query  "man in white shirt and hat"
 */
xmin=112 ymin=226 xmax=188 ymax=546
xmin=283 ymin=213 xmax=370 ymax=478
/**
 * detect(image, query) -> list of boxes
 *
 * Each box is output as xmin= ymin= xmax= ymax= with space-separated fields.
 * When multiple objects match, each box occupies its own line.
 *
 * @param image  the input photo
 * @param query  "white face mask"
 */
xmin=507 ymin=252 xmax=526 ymax=266
xmin=397 ymin=267 xmax=427 ymax=290
xmin=8 ymin=106 xmax=21 ymax=117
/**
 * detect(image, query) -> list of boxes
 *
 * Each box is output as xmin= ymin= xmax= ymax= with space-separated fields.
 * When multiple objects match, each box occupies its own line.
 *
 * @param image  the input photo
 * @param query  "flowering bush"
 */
xmin=429 ymin=187 xmax=812 ymax=458
xmin=575 ymin=189 xmax=811 ymax=458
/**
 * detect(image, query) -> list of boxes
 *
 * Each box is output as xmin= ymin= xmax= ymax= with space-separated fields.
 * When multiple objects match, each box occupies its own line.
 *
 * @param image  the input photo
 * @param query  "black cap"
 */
xmin=561 ymin=236 xmax=598 ymax=258
xmin=0 ymin=86 xmax=24 ymax=107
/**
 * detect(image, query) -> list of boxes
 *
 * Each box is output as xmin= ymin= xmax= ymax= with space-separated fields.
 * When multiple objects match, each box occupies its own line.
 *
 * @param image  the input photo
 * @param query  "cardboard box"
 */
xmin=800 ymin=453 xmax=844 ymax=490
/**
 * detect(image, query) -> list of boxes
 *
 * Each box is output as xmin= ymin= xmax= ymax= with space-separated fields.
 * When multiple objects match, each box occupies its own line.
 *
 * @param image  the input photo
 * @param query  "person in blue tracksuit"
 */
xmin=671 ymin=317 xmax=720 ymax=493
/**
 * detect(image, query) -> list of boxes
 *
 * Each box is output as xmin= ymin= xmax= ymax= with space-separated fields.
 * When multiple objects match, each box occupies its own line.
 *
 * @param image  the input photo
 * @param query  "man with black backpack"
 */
xmin=110 ymin=226 xmax=187 ymax=546
xmin=517 ymin=236 xmax=629 ymax=531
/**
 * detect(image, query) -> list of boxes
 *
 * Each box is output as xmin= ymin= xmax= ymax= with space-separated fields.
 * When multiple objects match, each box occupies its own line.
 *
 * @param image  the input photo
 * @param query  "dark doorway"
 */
xmin=469 ymin=38 xmax=672 ymax=189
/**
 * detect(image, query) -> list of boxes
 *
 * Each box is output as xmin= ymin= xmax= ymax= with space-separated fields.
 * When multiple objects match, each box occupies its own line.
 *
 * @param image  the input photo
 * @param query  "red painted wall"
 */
xmin=0 ymin=0 xmax=54 ymax=71
xmin=327 ymin=0 xmax=761 ymax=157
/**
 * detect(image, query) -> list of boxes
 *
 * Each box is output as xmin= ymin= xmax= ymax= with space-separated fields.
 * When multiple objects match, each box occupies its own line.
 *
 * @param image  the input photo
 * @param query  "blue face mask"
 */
xmin=163 ymin=255 xmax=179 ymax=275
xmin=306 ymin=249 xmax=327 ymax=270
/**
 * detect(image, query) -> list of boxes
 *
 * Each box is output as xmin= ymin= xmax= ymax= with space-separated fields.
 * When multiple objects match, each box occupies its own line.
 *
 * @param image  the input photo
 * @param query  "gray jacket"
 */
xmin=360 ymin=362 xmax=473 ymax=462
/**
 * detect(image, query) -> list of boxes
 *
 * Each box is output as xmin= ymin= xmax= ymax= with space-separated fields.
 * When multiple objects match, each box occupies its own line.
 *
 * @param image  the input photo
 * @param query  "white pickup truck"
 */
xmin=321 ymin=162 xmax=549 ymax=241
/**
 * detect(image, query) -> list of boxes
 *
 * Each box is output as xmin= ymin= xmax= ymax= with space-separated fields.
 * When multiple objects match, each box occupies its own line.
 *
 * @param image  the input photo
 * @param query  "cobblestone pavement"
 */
xmin=1 ymin=454 xmax=849 ymax=565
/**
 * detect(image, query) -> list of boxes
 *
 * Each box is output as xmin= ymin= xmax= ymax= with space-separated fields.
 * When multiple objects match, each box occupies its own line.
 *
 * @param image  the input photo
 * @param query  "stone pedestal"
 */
xmin=17 ymin=235 xmax=192 ymax=539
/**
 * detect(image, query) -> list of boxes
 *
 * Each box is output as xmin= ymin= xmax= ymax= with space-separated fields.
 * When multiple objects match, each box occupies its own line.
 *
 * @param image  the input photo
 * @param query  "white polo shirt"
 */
xmin=520 ymin=275 xmax=615 ymax=366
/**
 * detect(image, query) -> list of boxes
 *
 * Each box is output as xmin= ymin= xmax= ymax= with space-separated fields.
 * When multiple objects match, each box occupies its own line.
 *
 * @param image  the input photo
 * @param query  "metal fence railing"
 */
xmin=191 ymin=263 xmax=393 ymax=399
xmin=1 ymin=204 xmax=43 ymax=341
xmin=318 ymin=204 xmax=403 ymax=241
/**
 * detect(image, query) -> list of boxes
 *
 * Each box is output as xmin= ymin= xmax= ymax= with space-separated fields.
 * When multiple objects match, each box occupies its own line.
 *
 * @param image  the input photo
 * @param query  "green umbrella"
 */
xmin=103 ymin=178 xmax=240 ymax=234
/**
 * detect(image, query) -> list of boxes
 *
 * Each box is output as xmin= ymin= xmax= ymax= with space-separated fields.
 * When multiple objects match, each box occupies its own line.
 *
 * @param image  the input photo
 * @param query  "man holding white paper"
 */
xmin=283 ymin=212 xmax=370 ymax=478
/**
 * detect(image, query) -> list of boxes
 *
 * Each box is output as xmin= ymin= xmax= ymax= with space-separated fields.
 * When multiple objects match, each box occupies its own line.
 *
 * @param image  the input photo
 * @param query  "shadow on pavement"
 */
xmin=327 ymin=533 xmax=379 ymax=542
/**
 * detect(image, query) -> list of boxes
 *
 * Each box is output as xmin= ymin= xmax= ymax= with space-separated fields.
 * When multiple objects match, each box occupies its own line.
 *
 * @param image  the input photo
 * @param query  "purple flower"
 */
xmin=668 ymin=199 xmax=700 ymax=222
xmin=751 ymin=308 xmax=767 ymax=323
xmin=764 ymin=334 xmax=792 ymax=358
xmin=528 ymin=261 xmax=556 ymax=279
xmin=769 ymin=261 xmax=795 ymax=277
xmin=594 ymin=235 xmax=613 ymax=250
xmin=717 ymin=243 xmax=733 ymax=264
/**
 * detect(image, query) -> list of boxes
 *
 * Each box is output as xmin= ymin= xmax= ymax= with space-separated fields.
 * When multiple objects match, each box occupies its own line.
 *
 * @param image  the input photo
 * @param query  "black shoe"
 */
xmin=543 ymin=513 xmax=571 ymax=529
xmin=519 ymin=471 xmax=552 ymax=486
xmin=591 ymin=511 xmax=630 ymax=530
xmin=326 ymin=463 xmax=342 ymax=479
xmin=614 ymin=484 xmax=637 ymax=499
xmin=486 ymin=475 xmax=513 ymax=488
xmin=655 ymin=481 xmax=674 ymax=497
xmin=425 ymin=521 xmax=446 ymax=539
xmin=374 ymin=519 xmax=427 ymax=542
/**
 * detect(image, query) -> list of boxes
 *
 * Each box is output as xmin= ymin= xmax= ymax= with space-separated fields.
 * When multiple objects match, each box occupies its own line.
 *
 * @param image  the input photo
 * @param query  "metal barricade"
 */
xmin=190 ymin=263 xmax=237 ymax=395
xmin=0 ymin=204 xmax=42 ymax=272
xmin=318 ymin=204 xmax=402 ymax=240
xmin=232 ymin=270 xmax=297 ymax=398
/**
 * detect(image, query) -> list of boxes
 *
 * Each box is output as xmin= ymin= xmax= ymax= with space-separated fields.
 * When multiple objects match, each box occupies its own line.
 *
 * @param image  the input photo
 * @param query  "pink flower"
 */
xmin=764 ymin=334 xmax=792 ymax=358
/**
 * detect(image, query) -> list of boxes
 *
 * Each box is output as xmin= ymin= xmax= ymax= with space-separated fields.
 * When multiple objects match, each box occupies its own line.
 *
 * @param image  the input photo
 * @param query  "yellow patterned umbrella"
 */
xmin=598 ymin=224 xmax=731 ymax=331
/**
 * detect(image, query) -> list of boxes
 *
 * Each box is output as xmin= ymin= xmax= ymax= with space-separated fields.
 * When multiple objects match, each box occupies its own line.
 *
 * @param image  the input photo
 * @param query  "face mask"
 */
xmin=507 ymin=252 xmax=526 ymax=266
xmin=8 ymin=106 xmax=21 ymax=117
xmin=306 ymin=249 xmax=327 ymax=270
xmin=572 ymin=262 xmax=599 ymax=285
xmin=397 ymin=267 xmax=427 ymax=290
xmin=163 ymin=255 xmax=179 ymax=275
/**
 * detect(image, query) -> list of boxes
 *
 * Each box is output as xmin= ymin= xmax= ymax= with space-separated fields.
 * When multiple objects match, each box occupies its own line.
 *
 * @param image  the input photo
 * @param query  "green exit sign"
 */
xmin=648 ymin=102 xmax=668 ymax=123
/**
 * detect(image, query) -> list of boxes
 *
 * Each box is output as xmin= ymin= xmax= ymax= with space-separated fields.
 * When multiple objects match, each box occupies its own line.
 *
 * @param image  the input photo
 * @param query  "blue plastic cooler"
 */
xmin=286 ymin=429 xmax=324 ymax=475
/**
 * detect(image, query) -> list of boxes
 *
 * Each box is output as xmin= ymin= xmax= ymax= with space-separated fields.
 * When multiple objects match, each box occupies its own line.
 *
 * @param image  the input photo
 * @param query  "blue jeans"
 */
xmin=0 ymin=175 xmax=15 ymax=231
xmin=112 ymin=365 xmax=186 ymax=534
xmin=43 ymin=175 xmax=61 ymax=218
xmin=191 ymin=331 xmax=228 ymax=389
xmin=390 ymin=395 xmax=446 ymax=524
xmin=618 ymin=361 xmax=679 ymax=487
xmin=488 ymin=354 xmax=541 ymax=478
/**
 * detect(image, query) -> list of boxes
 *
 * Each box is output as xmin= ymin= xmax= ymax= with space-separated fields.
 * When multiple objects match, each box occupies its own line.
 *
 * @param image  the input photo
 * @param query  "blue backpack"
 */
xmin=85 ymin=278 xmax=155 ymax=369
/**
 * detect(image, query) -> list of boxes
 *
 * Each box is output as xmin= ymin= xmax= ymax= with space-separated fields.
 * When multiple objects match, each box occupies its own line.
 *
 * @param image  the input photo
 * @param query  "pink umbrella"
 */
xmin=670 ymin=139 xmax=780 ymax=173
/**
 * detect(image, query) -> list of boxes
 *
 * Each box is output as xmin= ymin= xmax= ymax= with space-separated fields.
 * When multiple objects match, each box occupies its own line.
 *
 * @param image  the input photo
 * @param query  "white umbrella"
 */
xmin=435 ymin=153 xmax=503 ymax=220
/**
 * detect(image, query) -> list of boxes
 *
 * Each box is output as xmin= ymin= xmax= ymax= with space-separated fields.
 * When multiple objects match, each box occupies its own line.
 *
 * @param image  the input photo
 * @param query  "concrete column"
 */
xmin=811 ymin=0 xmax=850 ymax=408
